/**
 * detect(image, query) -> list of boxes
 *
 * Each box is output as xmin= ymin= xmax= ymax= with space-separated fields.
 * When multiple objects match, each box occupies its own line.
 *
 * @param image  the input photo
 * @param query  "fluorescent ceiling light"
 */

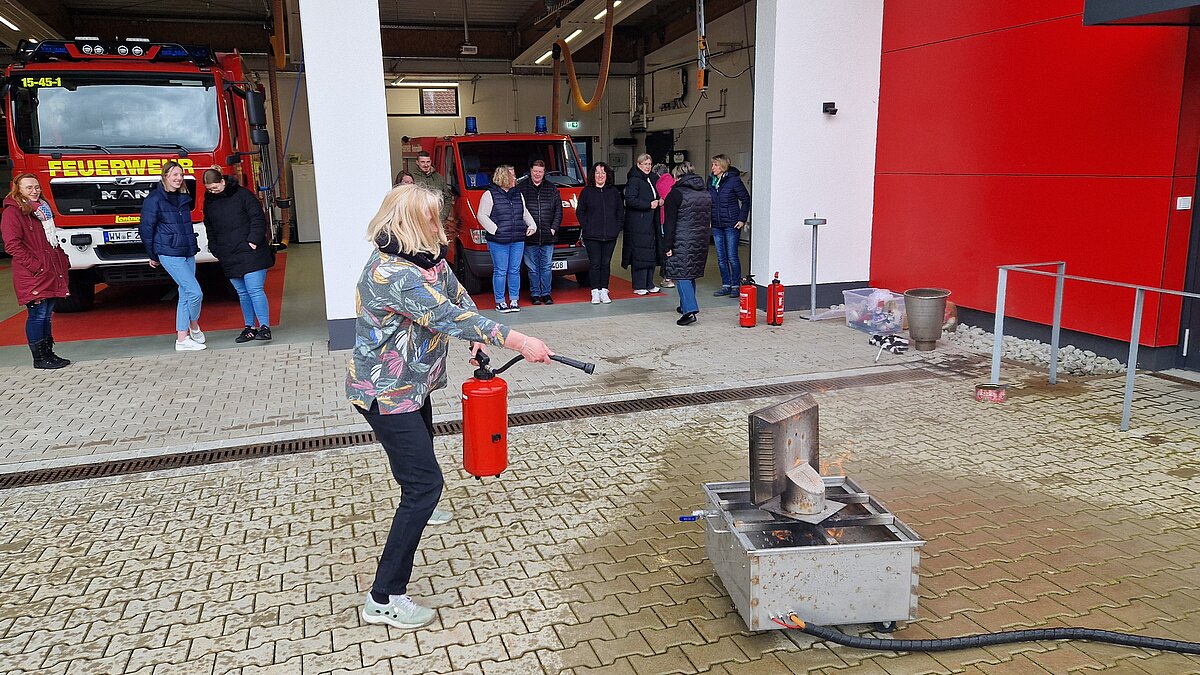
xmin=564 ymin=29 xmax=583 ymax=43
xmin=392 ymin=81 xmax=458 ymax=88
xmin=593 ymin=1 xmax=621 ymax=21
xmin=535 ymin=50 xmax=553 ymax=64
xmin=0 ymin=15 xmax=19 ymax=31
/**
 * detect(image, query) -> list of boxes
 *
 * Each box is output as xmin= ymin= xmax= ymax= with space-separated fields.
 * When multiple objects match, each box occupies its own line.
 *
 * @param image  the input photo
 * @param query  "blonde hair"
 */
xmin=671 ymin=161 xmax=696 ymax=179
xmin=366 ymin=184 xmax=447 ymax=256
xmin=161 ymin=160 xmax=190 ymax=194
xmin=491 ymin=164 xmax=516 ymax=189
xmin=636 ymin=153 xmax=652 ymax=165
xmin=711 ymin=154 xmax=730 ymax=174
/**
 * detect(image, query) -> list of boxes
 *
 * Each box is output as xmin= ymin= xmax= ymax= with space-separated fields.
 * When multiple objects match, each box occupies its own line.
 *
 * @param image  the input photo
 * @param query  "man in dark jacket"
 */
xmin=622 ymin=155 xmax=664 ymax=294
xmin=708 ymin=154 xmax=751 ymax=297
xmin=519 ymin=160 xmax=563 ymax=305
xmin=202 ymin=171 xmax=276 ymax=342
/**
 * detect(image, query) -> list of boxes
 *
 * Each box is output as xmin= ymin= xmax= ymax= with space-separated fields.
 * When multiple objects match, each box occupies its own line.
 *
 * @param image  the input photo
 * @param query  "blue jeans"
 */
xmin=712 ymin=227 xmax=742 ymax=288
xmin=25 ymin=298 xmax=56 ymax=343
xmin=677 ymin=279 xmax=699 ymax=314
xmin=523 ymin=244 xmax=555 ymax=297
xmin=230 ymin=268 xmax=270 ymax=327
xmin=487 ymin=240 xmax=524 ymax=306
xmin=159 ymin=255 xmax=203 ymax=332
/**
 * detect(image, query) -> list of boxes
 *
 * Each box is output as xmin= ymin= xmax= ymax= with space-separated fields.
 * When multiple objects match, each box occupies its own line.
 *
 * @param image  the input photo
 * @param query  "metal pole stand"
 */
xmin=799 ymin=216 xmax=827 ymax=320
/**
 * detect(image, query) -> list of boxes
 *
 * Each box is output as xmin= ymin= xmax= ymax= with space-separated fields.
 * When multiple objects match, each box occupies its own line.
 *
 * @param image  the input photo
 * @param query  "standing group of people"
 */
xmin=574 ymin=152 xmax=751 ymax=324
xmin=0 ymin=163 xmax=277 ymax=367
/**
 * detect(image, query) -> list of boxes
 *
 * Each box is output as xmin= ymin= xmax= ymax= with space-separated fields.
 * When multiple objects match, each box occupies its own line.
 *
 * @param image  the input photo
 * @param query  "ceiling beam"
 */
xmin=381 ymin=27 xmax=514 ymax=60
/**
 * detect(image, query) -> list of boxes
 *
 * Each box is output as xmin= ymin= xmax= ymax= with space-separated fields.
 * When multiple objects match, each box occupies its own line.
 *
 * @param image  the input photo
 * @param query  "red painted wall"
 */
xmin=871 ymin=0 xmax=1198 ymax=345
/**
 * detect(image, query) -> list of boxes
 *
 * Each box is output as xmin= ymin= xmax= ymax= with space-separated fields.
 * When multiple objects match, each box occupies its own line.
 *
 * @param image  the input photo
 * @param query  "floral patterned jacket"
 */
xmin=346 ymin=241 xmax=511 ymax=414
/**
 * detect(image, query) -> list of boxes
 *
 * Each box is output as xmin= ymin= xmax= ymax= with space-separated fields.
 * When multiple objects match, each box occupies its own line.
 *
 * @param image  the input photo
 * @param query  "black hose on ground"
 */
xmin=796 ymin=620 xmax=1200 ymax=655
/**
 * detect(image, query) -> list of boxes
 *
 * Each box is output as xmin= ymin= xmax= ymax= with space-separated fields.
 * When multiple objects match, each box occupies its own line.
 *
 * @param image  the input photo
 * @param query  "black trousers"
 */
xmin=583 ymin=238 xmax=616 ymax=290
xmin=632 ymin=267 xmax=655 ymax=291
xmin=357 ymin=399 xmax=442 ymax=596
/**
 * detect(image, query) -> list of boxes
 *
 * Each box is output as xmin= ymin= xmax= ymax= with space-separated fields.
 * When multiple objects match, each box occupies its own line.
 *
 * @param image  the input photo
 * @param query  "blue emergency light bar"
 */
xmin=15 ymin=39 xmax=215 ymax=66
xmin=535 ymin=115 xmax=548 ymax=134
xmin=465 ymin=116 xmax=479 ymax=135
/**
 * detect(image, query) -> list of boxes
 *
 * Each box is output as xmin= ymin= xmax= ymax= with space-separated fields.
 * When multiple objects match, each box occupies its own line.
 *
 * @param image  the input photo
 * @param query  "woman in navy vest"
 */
xmin=477 ymin=165 xmax=537 ymax=312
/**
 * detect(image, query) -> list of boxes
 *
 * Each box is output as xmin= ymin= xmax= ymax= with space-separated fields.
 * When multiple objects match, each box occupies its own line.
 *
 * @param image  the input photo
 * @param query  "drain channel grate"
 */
xmin=0 ymin=368 xmax=935 ymax=490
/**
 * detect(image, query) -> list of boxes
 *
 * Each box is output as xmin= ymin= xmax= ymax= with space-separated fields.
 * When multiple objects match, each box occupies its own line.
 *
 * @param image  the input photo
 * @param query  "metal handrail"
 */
xmin=991 ymin=261 xmax=1200 ymax=431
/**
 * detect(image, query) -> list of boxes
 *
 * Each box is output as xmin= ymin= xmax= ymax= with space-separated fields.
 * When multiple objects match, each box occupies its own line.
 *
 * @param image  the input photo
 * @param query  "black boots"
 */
xmin=45 ymin=334 xmax=71 ymax=367
xmin=29 ymin=339 xmax=68 ymax=369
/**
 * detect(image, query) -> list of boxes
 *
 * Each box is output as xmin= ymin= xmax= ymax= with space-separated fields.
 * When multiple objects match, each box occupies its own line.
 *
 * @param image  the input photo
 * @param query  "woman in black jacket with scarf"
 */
xmin=662 ymin=162 xmax=712 ymax=326
xmin=622 ymin=154 xmax=664 ymax=295
xmin=575 ymin=162 xmax=623 ymax=304
xmin=202 ymin=168 xmax=275 ymax=342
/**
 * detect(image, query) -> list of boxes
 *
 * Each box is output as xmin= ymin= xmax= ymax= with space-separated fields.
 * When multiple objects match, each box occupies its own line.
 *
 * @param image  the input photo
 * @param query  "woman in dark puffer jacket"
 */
xmin=202 ymin=168 xmax=276 ymax=342
xmin=662 ymin=162 xmax=712 ymax=326
xmin=140 ymin=160 xmax=206 ymax=351
xmin=622 ymin=154 xmax=664 ymax=294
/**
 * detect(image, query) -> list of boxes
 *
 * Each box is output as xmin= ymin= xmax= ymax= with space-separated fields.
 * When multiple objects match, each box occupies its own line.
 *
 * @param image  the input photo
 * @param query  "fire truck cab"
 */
xmin=3 ymin=38 xmax=272 ymax=311
xmin=401 ymin=128 xmax=590 ymax=294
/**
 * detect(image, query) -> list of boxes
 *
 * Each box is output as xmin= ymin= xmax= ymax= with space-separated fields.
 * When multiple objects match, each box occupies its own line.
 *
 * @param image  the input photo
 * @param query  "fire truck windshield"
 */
xmin=12 ymin=72 xmax=220 ymax=154
xmin=454 ymin=140 xmax=585 ymax=190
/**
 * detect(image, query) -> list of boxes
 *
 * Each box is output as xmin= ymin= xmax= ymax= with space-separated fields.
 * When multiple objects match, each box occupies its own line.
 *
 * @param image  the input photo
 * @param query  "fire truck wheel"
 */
xmin=456 ymin=244 xmax=484 ymax=295
xmin=56 ymin=273 xmax=96 ymax=313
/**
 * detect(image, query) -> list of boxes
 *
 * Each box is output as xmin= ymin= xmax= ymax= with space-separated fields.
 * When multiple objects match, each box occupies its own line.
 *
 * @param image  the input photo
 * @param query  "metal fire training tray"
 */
xmin=703 ymin=477 xmax=924 ymax=631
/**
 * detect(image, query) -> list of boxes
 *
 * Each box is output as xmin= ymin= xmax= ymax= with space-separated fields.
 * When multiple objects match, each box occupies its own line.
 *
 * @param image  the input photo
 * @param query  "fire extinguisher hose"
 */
xmin=784 ymin=616 xmax=1200 ymax=655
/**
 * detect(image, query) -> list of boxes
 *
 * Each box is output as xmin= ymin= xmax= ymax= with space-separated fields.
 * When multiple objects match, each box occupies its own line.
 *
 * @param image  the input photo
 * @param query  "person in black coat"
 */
xmin=202 ymin=168 xmax=276 ymax=343
xmin=575 ymin=162 xmax=623 ymax=304
xmin=622 ymin=154 xmax=664 ymax=295
xmin=141 ymin=160 xmax=206 ymax=350
xmin=519 ymin=160 xmax=563 ymax=305
xmin=662 ymin=162 xmax=712 ymax=326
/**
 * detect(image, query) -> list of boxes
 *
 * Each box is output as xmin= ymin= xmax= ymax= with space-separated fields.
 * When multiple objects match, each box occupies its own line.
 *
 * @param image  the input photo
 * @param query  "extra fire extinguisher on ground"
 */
xmin=767 ymin=272 xmax=785 ymax=326
xmin=461 ymin=350 xmax=595 ymax=480
xmin=739 ymin=274 xmax=758 ymax=328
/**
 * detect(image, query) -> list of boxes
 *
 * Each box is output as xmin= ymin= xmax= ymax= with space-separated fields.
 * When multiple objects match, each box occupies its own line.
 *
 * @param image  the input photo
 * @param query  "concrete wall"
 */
xmin=751 ymin=0 xmax=883 ymax=289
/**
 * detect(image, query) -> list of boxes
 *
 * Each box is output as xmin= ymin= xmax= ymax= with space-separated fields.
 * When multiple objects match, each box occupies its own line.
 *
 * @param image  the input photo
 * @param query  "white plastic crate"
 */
xmin=843 ymin=288 xmax=906 ymax=334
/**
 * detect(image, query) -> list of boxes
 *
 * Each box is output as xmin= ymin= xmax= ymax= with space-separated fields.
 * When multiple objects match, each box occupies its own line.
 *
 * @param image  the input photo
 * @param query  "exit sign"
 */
xmin=565 ymin=120 xmax=581 ymax=130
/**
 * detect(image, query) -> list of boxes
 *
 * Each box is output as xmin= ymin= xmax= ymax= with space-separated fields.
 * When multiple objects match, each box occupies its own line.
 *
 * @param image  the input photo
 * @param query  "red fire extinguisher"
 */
xmin=739 ymin=274 xmax=758 ymax=328
xmin=767 ymin=272 xmax=785 ymax=326
xmin=462 ymin=351 xmax=595 ymax=479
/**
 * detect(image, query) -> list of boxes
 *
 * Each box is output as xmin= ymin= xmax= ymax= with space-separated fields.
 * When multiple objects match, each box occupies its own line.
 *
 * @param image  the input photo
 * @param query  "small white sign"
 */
xmin=1177 ymin=196 xmax=1193 ymax=210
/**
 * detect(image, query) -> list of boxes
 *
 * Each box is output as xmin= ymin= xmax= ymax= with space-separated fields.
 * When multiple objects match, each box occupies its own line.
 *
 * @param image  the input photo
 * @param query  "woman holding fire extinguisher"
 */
xmin=346 ymin=183 xmax=554 ymax=631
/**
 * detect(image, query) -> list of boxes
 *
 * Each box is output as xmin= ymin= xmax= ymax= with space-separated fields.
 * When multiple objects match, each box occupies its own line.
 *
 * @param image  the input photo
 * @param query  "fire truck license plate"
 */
xmin=103 ymin=230 xmax=142 ymax=244
xmin=551 ymin=261 xmax=567 ymax=271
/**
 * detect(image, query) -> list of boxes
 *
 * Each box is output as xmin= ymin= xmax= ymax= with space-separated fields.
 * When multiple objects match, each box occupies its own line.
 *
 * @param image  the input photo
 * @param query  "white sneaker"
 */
xmin=175 ymin=337 xmax=206 ymax=351
xmin=633 ymin=289 xmax=648 ymax=296
xmin=591 ymin=289 xmax=601 ymax=304
xmin=600 ymin=289 xmax=611 ymax=304
xmin=428 ymin=508 xmax=453 ymax=525
xmin=648 ymin=286 xmax=661 ymax=294
xmin=188 ymin=328 xmax=205 ymax=344
xmin=362 ymin=593 xmax=435 ymax=629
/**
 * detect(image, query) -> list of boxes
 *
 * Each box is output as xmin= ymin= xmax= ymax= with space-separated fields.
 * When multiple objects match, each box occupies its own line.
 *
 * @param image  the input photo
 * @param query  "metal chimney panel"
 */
xmin=749 ymin=394 xmax=819 ymax=505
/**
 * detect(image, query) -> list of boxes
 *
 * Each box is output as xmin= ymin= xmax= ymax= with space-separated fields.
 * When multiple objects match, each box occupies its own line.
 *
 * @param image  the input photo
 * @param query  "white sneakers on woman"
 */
xmin=175 ymin=337 xmax=206 ymax=351
xmin=590 ymin=289 xmax=612 ymax=304
xmin=189 ymin=328 xmax=206 ymax=344
xmin=591 ymin=289 xmax=601 ymax=304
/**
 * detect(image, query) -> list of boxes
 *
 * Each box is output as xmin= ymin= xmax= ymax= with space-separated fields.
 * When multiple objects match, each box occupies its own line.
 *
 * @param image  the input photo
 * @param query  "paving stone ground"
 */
xmin=2 ymin=344 xmax=1198 ymax=673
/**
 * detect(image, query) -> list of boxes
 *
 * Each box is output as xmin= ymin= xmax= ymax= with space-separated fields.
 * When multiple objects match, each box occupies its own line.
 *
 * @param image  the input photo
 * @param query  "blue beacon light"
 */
xmin=465 ymin=116 xmax=478 ymax=135
xmin=535 ymin=115 xmax=547 ymax=134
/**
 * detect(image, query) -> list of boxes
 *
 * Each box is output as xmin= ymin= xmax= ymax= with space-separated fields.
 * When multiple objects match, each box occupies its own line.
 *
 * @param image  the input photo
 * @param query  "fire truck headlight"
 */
xmin=81 ymin=44 xmax=94 ymax=55
xmin=93 ymin=45 xmax=105 ymax=55
xmin=118 ymin=46 xmax=129 ymax=55
xmin=132 ymin=46 xmax=145 ymax=56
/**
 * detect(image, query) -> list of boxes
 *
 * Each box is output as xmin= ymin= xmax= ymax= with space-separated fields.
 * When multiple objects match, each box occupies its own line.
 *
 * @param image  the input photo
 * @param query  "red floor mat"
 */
xmin=467 ymin=274 xmax=640 ymax=309
xmin=0 ymin=254 xmax=286 ymax=345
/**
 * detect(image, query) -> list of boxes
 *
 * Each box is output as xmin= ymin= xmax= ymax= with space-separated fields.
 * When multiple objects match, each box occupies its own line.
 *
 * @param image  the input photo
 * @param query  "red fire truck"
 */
xmin=401 ymin=127 xmax=590 ymax=294
xmin=3 ymin=38 xmax=273 ymax=311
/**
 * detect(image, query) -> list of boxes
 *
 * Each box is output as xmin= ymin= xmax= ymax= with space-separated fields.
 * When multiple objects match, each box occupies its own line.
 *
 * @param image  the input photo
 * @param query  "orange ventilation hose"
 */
xmin=552 ymin=0 xmax=615 ymax=130
xmin=271 ymin=0 xmax=287 ymax=70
